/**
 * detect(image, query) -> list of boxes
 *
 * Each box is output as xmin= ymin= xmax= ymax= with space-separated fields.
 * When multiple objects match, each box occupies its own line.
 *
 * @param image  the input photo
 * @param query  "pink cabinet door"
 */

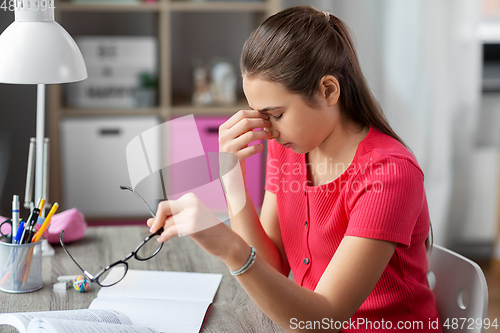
xmin=169 ymin=116 xmax=264 ymax=214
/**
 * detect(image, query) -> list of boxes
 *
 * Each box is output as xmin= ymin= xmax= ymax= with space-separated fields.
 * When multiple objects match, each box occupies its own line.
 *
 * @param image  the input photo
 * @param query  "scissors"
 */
xmin=0 ymin=219 xmax=12 ymax=243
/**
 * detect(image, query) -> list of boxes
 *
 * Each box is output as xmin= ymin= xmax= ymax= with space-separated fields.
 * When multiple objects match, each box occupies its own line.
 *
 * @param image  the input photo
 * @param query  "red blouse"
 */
xmin=264 ymin=127 xmax=441 ymax=332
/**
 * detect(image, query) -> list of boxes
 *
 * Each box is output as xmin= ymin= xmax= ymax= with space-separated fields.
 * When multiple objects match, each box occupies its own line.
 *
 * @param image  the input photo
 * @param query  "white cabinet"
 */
xmin=60 ymin=116 xmax=162 ymax=218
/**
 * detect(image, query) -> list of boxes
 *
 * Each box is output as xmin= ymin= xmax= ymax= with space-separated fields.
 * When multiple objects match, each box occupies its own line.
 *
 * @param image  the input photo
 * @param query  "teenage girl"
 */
xmin=148 ymin=6 xmax=441 ymax=333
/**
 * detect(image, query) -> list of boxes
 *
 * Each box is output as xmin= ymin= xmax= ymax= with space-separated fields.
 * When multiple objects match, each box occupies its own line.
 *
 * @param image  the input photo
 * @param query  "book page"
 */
xmin=26 ymin=318 xmax=158 ymax=333
xmin=89 ymin=297 xmax=211 ymax=333
xmin=0 ymin=309 xmax=132 ymax=333
xmin=97 ymin=270 xmax=222 ymax=303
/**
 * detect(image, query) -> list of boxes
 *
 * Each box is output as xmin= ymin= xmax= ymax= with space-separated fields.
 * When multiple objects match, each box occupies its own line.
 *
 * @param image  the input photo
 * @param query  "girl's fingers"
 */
xmin=146 ymin=218 xmax=154 ymax=228
xmin=158 ymin=216 xmax=178 ymax=243
xmin=226 ymin=129 xmax=272 ymax=153
xmin=224 ymin=118 xmax=270 ymax=141
xmin=220 ymin=120 xmax=271 ymax=154
xmin=220 ymin=110 xmax=268 ymax=131
xmin=237 ymin=143 xmax=265 ymax=160
xmin=151 ymin=200 xmax=174 ymax=233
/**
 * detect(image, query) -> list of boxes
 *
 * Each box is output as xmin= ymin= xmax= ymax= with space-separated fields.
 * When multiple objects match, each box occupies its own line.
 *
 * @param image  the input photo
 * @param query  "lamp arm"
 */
xmin=42 ymin=138 xmax=50 ymax=217
xmin=24 ymin=137 xmax=35 ymax=210
xmin=34 ymin=83 xmax=45 ymax=212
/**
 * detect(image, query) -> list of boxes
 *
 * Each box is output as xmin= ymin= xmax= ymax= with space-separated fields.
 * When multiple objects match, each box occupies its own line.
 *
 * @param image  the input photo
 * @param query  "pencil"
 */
xmin=38 ymin=199 xmax=45 ymax=214
xmin=21 ymin=247 xmax=34 ymax=286
xmin=0 ymin=272 xmax=10 ymax=286
xmin=33 ymin=202 xmax=59 ymax=243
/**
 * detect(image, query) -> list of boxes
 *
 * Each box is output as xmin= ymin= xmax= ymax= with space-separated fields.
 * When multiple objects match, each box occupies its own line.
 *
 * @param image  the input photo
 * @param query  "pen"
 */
xmin=12 ymin=195 xmax=19 ymax=242
xmin=33 ymin=202 xmax=58 ymax=243
xmin=23 ymin=209 xmax=39 ymax=244
xmin=25 ymin=199 xmax=44 ymax=244
xmin=18 ymin=218 xmax=31 ymax=245
xmin=13 ymin=221 xmax=25 ymax=244
xmin=21 ymin=206 xmax=40 ymax=244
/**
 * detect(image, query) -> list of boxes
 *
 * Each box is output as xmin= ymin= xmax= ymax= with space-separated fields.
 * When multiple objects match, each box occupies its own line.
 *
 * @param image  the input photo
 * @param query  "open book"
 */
xmin=0 ymin=270 xmax=223 ymax=333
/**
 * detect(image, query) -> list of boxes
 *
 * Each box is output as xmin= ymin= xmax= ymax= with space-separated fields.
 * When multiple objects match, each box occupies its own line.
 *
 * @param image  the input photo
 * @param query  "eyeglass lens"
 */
xmin=135 ymin=233 xmax=162 ymax=261
xmin=97 ymin=263 xmax=128 ymax=287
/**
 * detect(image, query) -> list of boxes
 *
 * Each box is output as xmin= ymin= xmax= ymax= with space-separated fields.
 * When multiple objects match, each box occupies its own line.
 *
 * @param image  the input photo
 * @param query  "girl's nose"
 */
xmin=264 ymin=128 xmax=280 ymax=140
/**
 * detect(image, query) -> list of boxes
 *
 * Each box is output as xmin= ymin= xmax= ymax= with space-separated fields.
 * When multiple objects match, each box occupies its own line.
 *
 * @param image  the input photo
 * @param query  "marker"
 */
xmin=11 ymin=195 xmax=19 ymax=243
xmin=33 ymin=202 xmax=58 ymax=243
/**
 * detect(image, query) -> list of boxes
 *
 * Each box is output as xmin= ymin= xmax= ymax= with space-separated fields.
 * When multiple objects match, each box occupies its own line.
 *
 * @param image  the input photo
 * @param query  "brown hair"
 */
xmin=241 ymin=6 xmax=433 ymax=250
xmin=241 ymin=5 xmax=406 ymax=147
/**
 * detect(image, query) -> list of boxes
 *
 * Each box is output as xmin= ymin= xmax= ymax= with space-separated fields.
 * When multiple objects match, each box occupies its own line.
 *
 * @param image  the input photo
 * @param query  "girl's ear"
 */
xmin=319 ymin=75 xmax=340 ymax=106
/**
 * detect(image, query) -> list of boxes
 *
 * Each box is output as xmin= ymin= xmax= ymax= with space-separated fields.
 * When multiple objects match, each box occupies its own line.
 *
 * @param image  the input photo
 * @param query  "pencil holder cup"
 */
xmin=0 ymin=240 xmax=43 ymax=293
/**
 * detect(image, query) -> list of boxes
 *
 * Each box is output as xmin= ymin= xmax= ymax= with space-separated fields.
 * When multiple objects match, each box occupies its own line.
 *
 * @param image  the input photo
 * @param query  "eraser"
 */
xmin=57 ymin=275 xmax=79 ymax=282
xmin=37 ymin=216 xmax=45 ymax=226
xmin=53 ymin=281 xmax=70 ymax=291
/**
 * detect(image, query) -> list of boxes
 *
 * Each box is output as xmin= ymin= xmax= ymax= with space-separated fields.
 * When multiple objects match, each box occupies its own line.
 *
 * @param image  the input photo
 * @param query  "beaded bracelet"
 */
xmin=230 ymin=245 xmax=257 ymax=276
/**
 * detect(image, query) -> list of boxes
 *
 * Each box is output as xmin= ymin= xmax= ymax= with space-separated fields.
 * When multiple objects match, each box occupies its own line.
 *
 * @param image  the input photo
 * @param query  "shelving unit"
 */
xmin=48 ymin=0 xmax=281 ymax=217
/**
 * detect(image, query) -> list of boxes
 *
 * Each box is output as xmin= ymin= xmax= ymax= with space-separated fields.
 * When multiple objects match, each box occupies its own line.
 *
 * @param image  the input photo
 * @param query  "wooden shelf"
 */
xmin=171 ymin=103 xmax=248 ymax=116
xmin=60 ymin=107 xmax=163 ymax=117
xmin=169 ymin=1 xmax=268 ymax=12
xmin=57 ymin=0 xmax=268 ymax=12
xmin=57 ymin=1 xmax=161 ymax=12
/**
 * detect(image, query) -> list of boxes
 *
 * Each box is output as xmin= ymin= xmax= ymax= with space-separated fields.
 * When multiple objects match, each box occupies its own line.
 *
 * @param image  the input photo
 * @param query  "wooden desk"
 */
xmin=0 ymin=226 xmax=283 ymax=332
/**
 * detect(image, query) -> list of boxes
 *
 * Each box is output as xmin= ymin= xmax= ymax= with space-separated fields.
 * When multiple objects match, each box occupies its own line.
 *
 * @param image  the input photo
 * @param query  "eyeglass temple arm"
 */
xmin=59 ymin=230 xmax=94 ymax=280
xmin=119 ymin=186 xmax=156 ymax=218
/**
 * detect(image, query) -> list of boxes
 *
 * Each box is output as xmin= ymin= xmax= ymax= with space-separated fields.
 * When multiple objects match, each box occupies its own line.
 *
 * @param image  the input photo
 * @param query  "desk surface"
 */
xmin=0 ymin=226 xmax=283 ymax=332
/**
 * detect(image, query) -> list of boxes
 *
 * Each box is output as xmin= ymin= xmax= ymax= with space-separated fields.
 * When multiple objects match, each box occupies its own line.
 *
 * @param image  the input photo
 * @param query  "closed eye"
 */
xmin=271 ymin=114 xmax=283 ymax=120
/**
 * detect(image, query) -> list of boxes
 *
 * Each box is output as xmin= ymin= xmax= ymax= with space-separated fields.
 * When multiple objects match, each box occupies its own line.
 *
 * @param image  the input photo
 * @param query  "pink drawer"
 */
xmin=169 ymin=116 xmax=264 ymax=213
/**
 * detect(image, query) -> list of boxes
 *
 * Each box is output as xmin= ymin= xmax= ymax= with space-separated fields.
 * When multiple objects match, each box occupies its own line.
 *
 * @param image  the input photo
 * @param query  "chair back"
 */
xmin=427 ymin=244 xmax=489 ymax=333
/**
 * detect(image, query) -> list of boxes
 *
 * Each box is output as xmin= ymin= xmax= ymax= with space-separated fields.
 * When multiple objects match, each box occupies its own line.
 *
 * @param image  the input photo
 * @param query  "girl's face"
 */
xmin=242 ymin=76 xmax=342 ymax=155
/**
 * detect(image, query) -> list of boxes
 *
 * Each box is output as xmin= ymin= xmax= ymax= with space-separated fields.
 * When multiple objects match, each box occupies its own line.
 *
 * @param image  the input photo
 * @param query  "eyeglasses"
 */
xmin=59 ymin=186 xmax=163 ymax=287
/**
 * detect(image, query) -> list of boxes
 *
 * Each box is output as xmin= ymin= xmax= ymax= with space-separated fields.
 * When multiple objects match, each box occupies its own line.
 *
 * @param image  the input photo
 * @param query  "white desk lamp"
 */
xmin=0 ymin=0 xmax=87 ymax=214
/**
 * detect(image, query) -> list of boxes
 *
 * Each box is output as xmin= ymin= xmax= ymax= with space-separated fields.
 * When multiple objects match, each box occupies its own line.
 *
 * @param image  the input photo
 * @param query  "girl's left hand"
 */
xmin=147 ymin=193 xmax=237 ymax=258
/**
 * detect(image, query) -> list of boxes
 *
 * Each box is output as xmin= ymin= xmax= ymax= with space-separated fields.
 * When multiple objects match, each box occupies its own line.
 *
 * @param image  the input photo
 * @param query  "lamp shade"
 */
xmin=0 ymin=6 xmax=87 ymax=84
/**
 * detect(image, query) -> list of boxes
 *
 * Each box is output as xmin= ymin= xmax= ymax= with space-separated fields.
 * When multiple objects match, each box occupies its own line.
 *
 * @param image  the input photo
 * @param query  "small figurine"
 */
xmin=210 ymin=61 xmax=237 ymax=105
xmin=192 ymin=64 xmax=213 ymax=105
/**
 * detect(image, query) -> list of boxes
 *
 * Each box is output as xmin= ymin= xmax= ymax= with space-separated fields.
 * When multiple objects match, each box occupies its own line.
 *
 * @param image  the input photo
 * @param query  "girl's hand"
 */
xmin=219 ymin=110 xmax=273 ymax=177
xmin=147 ymin=193 xmax=236 ymax=258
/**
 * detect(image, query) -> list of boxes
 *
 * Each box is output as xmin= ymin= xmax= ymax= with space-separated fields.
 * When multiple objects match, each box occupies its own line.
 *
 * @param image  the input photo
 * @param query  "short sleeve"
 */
xmin=264 ymin=140 xmax=280 ymax=194
xmin=345 ymin=153 xmax=425 ymax=248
